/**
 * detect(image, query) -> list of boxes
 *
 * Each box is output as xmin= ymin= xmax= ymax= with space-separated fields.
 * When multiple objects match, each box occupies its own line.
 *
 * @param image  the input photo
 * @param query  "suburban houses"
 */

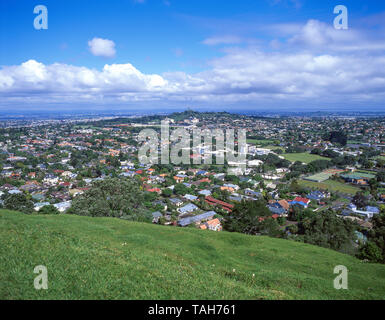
xmin=0 ymin=111 xmax=384 ymax=241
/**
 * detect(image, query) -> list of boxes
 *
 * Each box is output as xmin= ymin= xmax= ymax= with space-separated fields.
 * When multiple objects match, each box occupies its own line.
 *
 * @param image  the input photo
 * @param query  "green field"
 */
xmin=282 ymin=153 xmax=330 ymax=164
xmin=247 ymin=139 xmax=274 ymax=145
xmin=349 ymin=171 xmax=377 ymax=179
xmin=299 ymin=179 xmax=360 ymax=195
xmin=304 ymin=170 xmax=346 ymax=183
xmin=1 ymin=209 xmax=385 ymax=300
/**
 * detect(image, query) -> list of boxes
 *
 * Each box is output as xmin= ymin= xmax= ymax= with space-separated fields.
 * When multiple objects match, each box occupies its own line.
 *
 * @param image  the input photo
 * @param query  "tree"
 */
xmin=328 ymin=131 xmax=347 ymax=146
xmin=144 ymin=191 xmax=157 ymax=202
xmin=357 ymin=242 xmax=383 ymax=263
xmin=377 ymin=171 xmax=385 ymax=182
xmin=223 ymin=200 xmax=281 ymax=237
xmin=287 ymin=224 xmax=299 ymax=234
xmin=288 ymin=204 xmax=315 ymax=222
xmin=39 ymin=205 xmax=60 ymax=215
xmin=162 ymin=188 xmax=173 ymax=197
xmin=299 ymin=210 xmax=356 ymax=252
xmin=289 ymin=180 xmax=304 ymax=194
xmin=4 ymin=193 xmax=34 ymax=214
xmin=69 ymin=178 xmax=151 ymax=221
xmin=376 ymin=159 xmax=385 ymax=169
xmin=360 ymin=211 xmax=385 ymax=263
xmin=174 ymin=183 xmax=189 ymax=195
xmin=353 ymin=192 xmax=368 ymax=209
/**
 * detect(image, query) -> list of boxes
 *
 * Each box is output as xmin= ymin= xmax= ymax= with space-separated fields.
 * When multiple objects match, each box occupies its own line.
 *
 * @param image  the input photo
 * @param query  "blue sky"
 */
xmin=1 ymin=0 xmax=385 ymax=112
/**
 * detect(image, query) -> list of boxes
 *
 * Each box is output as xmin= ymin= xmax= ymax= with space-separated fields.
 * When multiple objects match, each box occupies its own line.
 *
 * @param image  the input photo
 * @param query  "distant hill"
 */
xmin=1 ymin=209 xmax=385 ymax=299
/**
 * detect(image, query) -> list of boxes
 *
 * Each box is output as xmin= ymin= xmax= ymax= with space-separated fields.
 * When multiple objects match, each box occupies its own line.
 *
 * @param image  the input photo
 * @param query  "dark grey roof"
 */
xmin=152 ymin=211 xmax=163 ymax=218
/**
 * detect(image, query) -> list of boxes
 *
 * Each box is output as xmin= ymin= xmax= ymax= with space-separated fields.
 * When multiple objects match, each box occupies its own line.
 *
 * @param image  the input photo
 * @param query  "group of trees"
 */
xmin=223 ymin=200 xmax=282 ymax=237
xmin=327 ymin=131 xmax=348 ymax=146
xmin=222 ymin=199 xmax=358 ymax=255
xmin=311 ymin=148 xmax=340 ymax=159
xmin=68 ymin=178 xmax=152 ymax=222
xmin=254 ymin=153 xmax=291 ymax=173
xmin=284 ymin=159 xmax=333 ymax=180
xmin=358 ymin=208 xmax=385 ymax=263
xmin=352 ymin=192 xmax=369 ymax=209
xmin=1 ymin=192 xmax=59 ymax=215
xmin=299 ymin=210 xmax=356 ymax=253
xmin=377 ymin=171 xmax=385 ymax=182
xmin=70 ymin=149 xmax=99 ymax=168
xmin=1 ymin=193 xmax=34 ymax=214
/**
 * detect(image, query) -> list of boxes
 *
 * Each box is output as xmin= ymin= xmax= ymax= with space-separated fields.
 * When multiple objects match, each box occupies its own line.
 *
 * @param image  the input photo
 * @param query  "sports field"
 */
xmin=304 ymin=169 xmax=346 ymax=182
xmin=282 ymin=153 xmax=330 ymax=164
xmin=247 ymin=139 xmax=274 ymax=145
xmin=298 ymin=179 xmax=360 ymax=195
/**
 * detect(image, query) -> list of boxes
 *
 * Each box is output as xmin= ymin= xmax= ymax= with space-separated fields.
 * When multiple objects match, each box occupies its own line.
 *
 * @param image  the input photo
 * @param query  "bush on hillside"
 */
xmin=68 ymin=178 xmax=151 ymax=222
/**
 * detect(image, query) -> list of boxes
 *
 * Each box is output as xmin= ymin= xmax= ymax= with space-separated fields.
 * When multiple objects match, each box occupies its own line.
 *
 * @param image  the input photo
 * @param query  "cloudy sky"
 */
xmin=1 ymin=0 xmax=385 ymax=112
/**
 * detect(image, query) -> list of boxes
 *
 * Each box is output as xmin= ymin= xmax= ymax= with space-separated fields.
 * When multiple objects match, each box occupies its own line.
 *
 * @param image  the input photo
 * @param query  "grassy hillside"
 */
xmin=1 ymin=209 xmax=385 ymax=300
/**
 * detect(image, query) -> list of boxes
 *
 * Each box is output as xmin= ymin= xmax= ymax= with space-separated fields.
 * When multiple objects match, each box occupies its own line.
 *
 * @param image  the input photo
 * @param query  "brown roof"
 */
xmin=278 ymin=200 xmax=290 ymax=211
xmin=205 ymin=196 xmax=234 ymax=209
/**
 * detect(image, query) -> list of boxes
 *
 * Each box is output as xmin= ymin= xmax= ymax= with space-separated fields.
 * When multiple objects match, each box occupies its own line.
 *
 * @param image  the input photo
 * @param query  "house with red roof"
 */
xmin=205 ymin=196 xmax=234 ymax=212
xmin=199 ymin=218 xmax=223 ymax=232
xmin=146 ymin=188 xmax=162 ymax=194
xmin=291 ymin=197 xmax=311 ymax=208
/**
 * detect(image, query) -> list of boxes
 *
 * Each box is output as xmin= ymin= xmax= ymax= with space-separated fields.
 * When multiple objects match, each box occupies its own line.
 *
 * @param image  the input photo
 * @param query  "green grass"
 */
xmin=282 ymin=153 xmax=330 ymax=164
xmin=247 ymin=139 xmax=274 ymax=145
xmin=304 ymin=170 xmax=346 ymax=183
xmin=299 ymin=179 xmax=360 ymax=195
xmin=1 ymin=209 xmax=385 ymax=300
xmin=354 ymin=171 xmax=377 ymax=179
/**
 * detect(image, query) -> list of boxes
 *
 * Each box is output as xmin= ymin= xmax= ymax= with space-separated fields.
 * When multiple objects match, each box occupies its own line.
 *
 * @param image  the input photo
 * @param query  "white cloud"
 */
xmin=1 ymin=49 xmax=385 ymax=109
xmin=286 ymin=19 xmax=385 ymax=52
xmin=1 ymin=19 xmax=385 ymax=109
xmin=202 ymin=35 xmax=243 ymax=46
xmin=88 ymin=37 xmax=116 ymax=58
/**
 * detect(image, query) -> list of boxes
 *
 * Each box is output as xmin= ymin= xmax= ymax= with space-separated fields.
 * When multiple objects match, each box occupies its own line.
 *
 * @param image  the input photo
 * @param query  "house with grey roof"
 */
xmin=53 ymin=201 xmax=72 ymax=213
xmin=183 ymin=194 xmax=198 ymax=201
xmin=169 ymin=198 xmax=183 ymax=207
xmin=199 ymin=189 xmax=211 ymax=196
xmin=152 ymin=211 xmax=163 ymax=223
xmin=178 ymin=203 xmax=199 ymax=215
xmin=178 ymin=211 xmax=217 ymax=227
xmin=34 ymin=202 xmax=51 ymax=211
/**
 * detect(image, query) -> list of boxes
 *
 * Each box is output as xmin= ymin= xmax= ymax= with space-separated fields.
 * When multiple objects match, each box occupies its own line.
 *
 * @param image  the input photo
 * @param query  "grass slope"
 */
xmin=1 ymin=210 xmax=385 ymax=300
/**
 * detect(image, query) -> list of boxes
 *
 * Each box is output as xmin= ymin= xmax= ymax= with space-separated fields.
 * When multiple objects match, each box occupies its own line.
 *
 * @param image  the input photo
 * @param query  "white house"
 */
xmin=53 ymin=201 xmax=72 ymax=213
